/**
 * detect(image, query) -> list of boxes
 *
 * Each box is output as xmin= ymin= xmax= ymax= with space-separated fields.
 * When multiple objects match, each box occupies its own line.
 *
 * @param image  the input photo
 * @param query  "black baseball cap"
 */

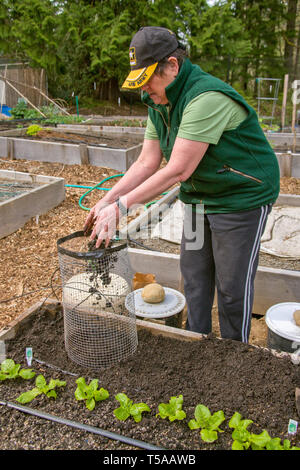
xmin=122 ymin=26 xmax=179 ymax=89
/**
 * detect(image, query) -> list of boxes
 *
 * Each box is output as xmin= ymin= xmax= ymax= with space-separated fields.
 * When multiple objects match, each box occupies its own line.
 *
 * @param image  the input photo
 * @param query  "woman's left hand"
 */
xmin=89 ymin=202 xmax=120 ymax=248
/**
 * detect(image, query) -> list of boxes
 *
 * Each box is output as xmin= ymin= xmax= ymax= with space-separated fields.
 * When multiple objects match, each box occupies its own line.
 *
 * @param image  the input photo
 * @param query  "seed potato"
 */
xmin=141 ymin=283 xmax=165 ymax=304
xmin=293 ymin=309 xmax=300 ymax=327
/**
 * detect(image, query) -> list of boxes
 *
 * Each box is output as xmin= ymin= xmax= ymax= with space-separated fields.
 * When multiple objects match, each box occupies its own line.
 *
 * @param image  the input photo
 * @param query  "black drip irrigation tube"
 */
xmin=0 ymin=399 xmax=164 ymax=451
xmin=0 ymin=357 xmax=164 ymax=451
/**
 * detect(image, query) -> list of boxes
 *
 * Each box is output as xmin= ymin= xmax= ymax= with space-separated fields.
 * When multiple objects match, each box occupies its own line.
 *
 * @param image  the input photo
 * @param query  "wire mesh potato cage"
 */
xmin=57 ymin=231 xmax=138 ymax=370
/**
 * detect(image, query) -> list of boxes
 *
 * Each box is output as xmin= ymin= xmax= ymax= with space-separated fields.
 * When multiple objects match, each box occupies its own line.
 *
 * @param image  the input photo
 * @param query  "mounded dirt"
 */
xmin=0 ymin=302 xmax=299 ymax=451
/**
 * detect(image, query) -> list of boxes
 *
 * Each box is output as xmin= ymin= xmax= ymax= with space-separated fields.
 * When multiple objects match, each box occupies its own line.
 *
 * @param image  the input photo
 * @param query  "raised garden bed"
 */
xmin=0 ymin=128 xmax=143 ymax=172
xmin=0 ymin=299 xmax=299 ymax=451
xmin=0 ymin=159 xmax=299 ymax=366
xmin=0 ymin=170 xmax=65 ymax=239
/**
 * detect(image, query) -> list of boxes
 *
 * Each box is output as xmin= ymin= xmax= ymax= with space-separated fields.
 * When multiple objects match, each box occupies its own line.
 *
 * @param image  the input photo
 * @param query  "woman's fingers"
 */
xmin=83 ymin=207 xmax=96 ymax=233
xmin=89 ymin=203 xmax=119 ymax=248
xmin=83 ymin=199 xmax=107 ymax=233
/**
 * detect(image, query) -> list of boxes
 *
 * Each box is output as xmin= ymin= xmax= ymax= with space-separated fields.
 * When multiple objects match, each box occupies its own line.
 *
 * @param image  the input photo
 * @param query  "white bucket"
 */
xmin=265 ymin=302 xmax=300 ymax=353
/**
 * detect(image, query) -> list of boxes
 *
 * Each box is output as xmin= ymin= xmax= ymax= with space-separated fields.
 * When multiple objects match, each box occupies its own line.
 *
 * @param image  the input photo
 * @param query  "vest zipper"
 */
xmin=217 ymin=165 xmax=263 ymax=184
xmin=191 ymin=177 xmax=198 ymax=192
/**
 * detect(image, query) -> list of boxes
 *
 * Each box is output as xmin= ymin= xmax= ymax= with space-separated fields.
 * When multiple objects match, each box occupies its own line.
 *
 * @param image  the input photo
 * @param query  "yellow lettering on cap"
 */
xmin=136 ymin=71 xmax=148 ymax=85
xmin=125 ymin=70 xmax=149 ymax=88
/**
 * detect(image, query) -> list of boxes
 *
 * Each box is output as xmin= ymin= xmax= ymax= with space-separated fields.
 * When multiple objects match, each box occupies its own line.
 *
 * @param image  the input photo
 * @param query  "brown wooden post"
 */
xmin=7 ymin=138 xmax=15 ymax=160
xmin=79 ymin=144 xmax=89 ymax=165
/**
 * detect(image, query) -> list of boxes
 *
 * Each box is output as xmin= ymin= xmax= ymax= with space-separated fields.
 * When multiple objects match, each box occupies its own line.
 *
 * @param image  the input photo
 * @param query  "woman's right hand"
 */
xmin=83 ymin=198 xmax=110 ymax=235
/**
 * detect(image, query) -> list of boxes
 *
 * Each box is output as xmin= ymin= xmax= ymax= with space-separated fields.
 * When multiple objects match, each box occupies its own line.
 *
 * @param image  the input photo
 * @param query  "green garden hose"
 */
xmin=65 ymin=174 xmax=169 ymax=248
xmin=78 ymin=173 xmax=124 ymax=211
xmin=65 ymin=173 xmax=168 ymax=211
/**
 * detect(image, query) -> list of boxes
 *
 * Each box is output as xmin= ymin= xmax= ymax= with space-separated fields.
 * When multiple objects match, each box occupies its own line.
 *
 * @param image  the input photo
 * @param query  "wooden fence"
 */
xmin=0 ymin=63 xmax=47 ymax=108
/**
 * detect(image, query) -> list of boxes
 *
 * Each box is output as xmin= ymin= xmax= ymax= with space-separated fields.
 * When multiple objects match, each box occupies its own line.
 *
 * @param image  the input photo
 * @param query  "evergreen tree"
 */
xmin=0 ymin=0 xmax=297 ymax=105
xmin=283 ymin=0 xmax=299 ymax=80
xmin=231 ymin=0 xmax=286 ymax=91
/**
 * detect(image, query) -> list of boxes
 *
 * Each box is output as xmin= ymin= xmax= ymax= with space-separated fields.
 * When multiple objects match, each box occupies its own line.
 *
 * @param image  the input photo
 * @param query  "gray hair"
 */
xmin=154 ymin=47 xmax=188 ymax=76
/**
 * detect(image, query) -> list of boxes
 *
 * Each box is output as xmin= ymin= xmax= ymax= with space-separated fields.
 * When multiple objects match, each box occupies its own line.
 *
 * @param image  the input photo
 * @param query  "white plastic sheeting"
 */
xmin=261 ymin=206 xmax=300 ymax=259
xmin=152 ymin=199 xmax=184 ymax=244
xmin=153 ymin=200 xmax=300 ymax=260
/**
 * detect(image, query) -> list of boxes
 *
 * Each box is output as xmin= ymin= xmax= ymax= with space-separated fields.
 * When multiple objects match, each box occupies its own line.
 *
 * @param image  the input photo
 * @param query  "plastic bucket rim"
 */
xmin=265 ymin=302 xmax=300 ymax=342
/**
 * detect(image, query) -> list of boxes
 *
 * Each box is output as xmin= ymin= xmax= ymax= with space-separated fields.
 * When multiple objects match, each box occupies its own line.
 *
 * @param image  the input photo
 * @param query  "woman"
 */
xmin=84 ymin=26 xmax=280 ymax=343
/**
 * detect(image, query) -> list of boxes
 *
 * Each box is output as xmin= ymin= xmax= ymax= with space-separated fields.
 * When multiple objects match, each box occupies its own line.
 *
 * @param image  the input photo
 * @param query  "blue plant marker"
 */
xmin=288 ymin=418 xmax=298 ymax=436
xmin=26 ymin=347 xmax=33 ymax=366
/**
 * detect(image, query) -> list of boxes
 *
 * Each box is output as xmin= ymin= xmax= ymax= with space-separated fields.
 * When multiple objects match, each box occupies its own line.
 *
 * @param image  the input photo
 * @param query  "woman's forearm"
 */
xmin=102 ymin=140 xmax=162 ymax=204
xmin=87 ymin=137 xmax=208 ymax=245
xmin=103 ymin=159 xmax=157 ymax=204
xmin=120 ymin=138 xmax=209 ymax=209
xmin=121 ymin=165 xmax=180 ymax=209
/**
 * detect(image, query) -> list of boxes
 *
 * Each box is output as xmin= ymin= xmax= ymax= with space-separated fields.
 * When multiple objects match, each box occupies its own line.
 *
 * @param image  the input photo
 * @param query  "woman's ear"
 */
xmin=167 ymin=57 xmax=179 ymax=76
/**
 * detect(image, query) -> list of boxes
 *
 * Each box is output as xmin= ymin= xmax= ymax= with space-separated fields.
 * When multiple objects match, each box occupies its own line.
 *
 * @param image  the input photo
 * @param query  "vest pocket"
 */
xmin=216 ymin=164 xmax=263 ymax=184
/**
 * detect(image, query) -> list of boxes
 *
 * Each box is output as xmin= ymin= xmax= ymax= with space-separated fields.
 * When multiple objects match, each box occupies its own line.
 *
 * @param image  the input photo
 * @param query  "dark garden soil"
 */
xmin=0 ymin=302 xmax=299 ymax=451
xmin=22 ymin=129 xmax=143 ymax=149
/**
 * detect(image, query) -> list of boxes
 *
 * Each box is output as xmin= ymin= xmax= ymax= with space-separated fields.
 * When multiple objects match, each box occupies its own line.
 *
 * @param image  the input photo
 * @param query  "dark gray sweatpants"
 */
xmin=180 ymin=204 xmax=271 ymax=343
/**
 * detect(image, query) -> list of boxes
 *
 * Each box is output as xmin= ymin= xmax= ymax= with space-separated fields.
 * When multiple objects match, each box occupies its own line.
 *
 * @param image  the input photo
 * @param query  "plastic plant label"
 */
xmin=26 ymin=347 xmax=33 ymax=366
xmin=288 ymin=418 xmax=298 ymax=435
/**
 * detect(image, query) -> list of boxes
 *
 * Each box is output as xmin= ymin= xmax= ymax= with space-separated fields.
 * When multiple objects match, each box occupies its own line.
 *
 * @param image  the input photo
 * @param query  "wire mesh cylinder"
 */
xmin=57 ymin=231 xmax=138 ymax=369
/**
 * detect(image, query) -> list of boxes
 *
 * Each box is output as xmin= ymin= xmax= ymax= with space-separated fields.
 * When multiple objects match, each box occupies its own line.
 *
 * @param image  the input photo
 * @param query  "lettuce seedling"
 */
xmin=188 ymin=404 xmax=225 ymax=443
xmin=75 ymin=377 xmax=109 ymax=411
xmin=229 ymin=412 xmax=300 ymax=450
xmin=26 ymin=124 xmax=43 ymax=136
xmin=0 ymin=359 xmax=35 ymax=381
xmin=114 ymin=393 xmax=150 ymax=423
xmin=16 ymin=374 xmax=66 ymax=404
xmin=156 ymin=395 xmax=186 ymax=422
xmin=265 ymin=437 xmax=300 ymax=450
xmin=229 ymin=412 xmax=272 ymax=450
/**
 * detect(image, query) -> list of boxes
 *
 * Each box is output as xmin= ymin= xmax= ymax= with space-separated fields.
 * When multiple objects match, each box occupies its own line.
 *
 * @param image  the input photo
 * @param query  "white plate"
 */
xmin=125 ymin=287 xmax=186 ymax=319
